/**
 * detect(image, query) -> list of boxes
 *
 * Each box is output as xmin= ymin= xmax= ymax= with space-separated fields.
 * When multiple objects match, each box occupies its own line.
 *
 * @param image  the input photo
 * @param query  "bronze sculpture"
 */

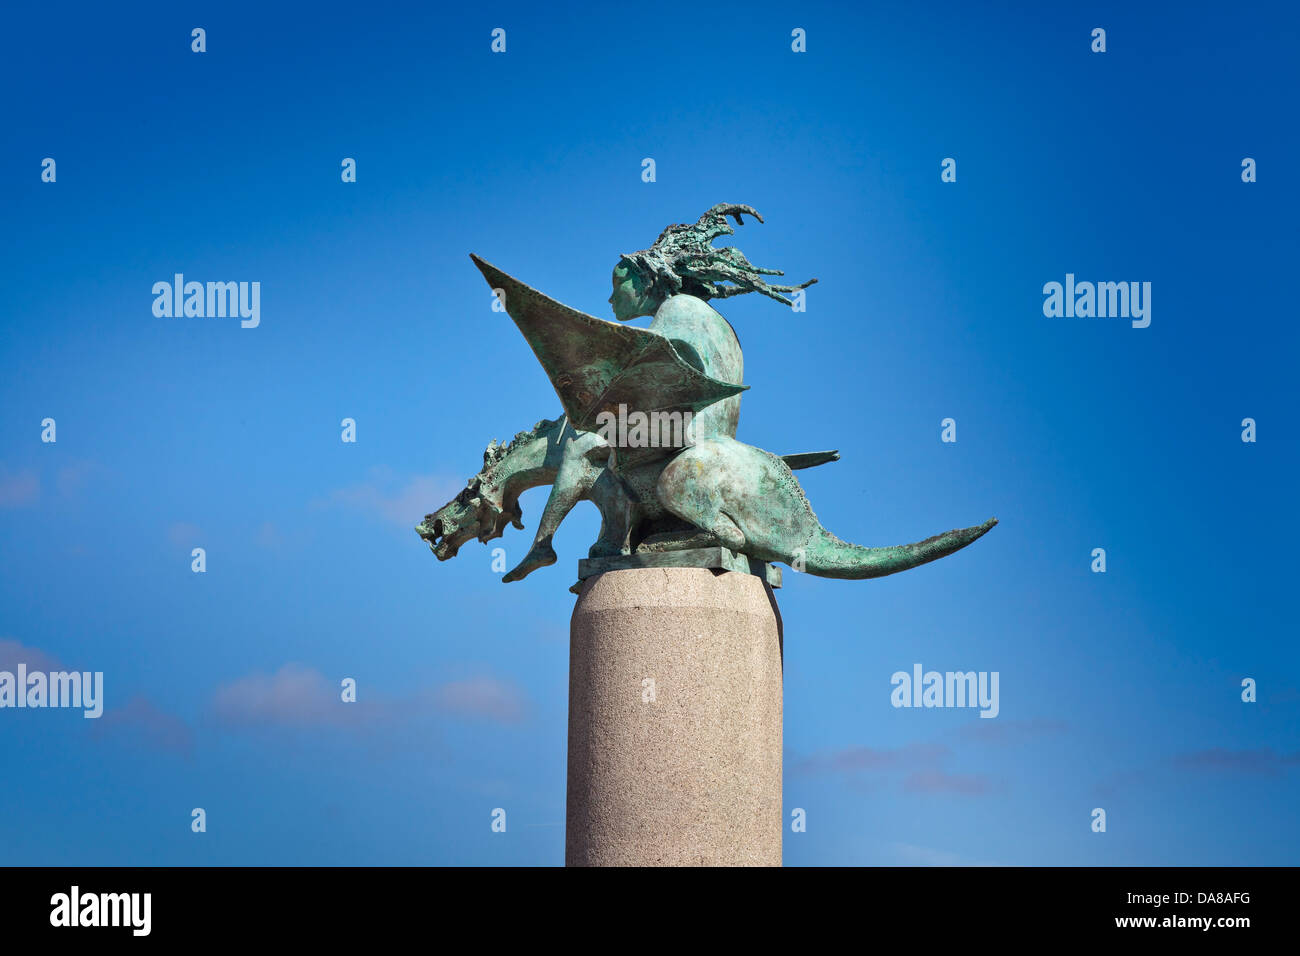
xmin=417 ymin=204 xmax=996 ymax=583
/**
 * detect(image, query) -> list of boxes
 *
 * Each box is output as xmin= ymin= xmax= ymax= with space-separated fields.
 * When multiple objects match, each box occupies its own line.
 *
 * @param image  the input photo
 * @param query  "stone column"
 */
xmin=566 ymin=567 xmax=783 ymax=866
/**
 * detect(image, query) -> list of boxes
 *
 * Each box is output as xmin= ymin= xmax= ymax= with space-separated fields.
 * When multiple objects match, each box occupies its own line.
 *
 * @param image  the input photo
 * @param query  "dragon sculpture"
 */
xmin=417 ymin=203 xmax=996 ymax=584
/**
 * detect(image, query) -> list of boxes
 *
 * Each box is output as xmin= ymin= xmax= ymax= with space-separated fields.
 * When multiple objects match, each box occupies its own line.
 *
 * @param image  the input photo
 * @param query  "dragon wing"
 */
xmin=471 ymin=254 xmax=747 ymax=434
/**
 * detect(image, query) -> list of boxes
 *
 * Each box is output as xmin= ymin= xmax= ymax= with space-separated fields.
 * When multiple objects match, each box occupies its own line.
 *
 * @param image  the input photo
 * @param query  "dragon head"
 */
xmin=415 ymin=444 xmax=525 ymax=561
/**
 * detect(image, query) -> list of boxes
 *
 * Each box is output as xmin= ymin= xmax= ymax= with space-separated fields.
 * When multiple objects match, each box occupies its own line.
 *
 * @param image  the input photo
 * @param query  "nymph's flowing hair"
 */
xmin=619 ymin=203 xmax=817 ymax=307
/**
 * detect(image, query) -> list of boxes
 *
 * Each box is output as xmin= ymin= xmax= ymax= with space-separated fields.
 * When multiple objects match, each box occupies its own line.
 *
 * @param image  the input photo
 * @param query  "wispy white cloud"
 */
xmin=56 ymin=459 xmax=102 ymax=497
xmin=255 ymin=521 xmax=285 ymax=550
xmin=432 ymin=677 xmax=527 ymax=723
xmin=954 ymin=717 xmax=1068 ymax=744
xmin=0 ymin=465 xmax=39 ymax=507
xmin=1098 ymin=746 xmax=1300 ymax=798
xmin=94 ymin=695 xmax=194 ymax=757
xmin=213 ymin=664 xmax=359 ymax=728
xmin=211 ymin=664 xmax=529 ymax=731
xmin=0 ymin=637 xmax=61 ymax=671
xmin=1173 ymin=747 xmax=1300 ymax=776
xmin=903 ymin=769 xmax=992 ymax=795
xmin=794 ymin=742 xmax=948 ymax=775
xmin=167 ymin=521 xmax=202 ymax=548
xmin=0 ymin=639 xmax=192 ymax=757
xmin=318 ymin=467 xmax=463 ymax=527
xmin=794 ymin=741 xmax=994 ymax=797
xmin=889 ymin=842 xmax=1004 ymax=867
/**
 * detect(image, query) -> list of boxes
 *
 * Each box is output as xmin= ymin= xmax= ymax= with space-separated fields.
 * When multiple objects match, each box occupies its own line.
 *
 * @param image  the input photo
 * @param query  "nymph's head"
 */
xmin=608 ymin=259 xmax=658 ymax=321
xmin=607 ymin=203 xmax=817 ymax=322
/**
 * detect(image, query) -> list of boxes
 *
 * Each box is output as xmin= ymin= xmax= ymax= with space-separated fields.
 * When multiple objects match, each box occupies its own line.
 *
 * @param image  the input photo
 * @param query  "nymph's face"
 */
xmin=608 ymin=262 xmax=656 ymax=321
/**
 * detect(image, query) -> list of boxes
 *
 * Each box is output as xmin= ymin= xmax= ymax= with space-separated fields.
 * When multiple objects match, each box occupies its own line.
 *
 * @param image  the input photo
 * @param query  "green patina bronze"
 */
xmin=416 ymin=203 xmax=996 ymax=584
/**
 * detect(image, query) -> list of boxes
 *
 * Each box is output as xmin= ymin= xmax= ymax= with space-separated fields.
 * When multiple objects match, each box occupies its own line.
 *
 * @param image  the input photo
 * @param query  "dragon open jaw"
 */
xmin=417 ymin=491 xmax=521 ymax=562
xmin=416 ymin=515 xmax=476 ymax=561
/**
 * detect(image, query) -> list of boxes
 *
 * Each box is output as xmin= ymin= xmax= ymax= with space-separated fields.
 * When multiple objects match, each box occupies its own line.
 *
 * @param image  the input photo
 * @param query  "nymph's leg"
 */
xmin=503 ymin=434 xmax=602 ymax=582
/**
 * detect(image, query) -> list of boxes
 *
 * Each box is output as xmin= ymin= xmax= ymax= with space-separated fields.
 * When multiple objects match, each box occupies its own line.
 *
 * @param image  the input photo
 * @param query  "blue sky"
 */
xmin=1 ymin=0 xmax=1296 ymax=865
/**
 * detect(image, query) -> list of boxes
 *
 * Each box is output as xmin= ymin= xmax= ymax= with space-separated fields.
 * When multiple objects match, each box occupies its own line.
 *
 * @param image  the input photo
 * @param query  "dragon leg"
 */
xmin=503 ymin=431 xmax=607 ymax=582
